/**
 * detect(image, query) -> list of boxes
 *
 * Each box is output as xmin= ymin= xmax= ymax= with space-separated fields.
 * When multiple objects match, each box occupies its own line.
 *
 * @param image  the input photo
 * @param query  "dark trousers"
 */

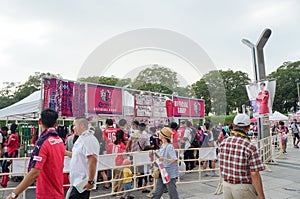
xmin=69 ymin=186 xmax=90 ymax=199
xmin=184 ymin=148 xmax=194 ymax=171
xmin=2 ymin=151 xmax=18 ymax=173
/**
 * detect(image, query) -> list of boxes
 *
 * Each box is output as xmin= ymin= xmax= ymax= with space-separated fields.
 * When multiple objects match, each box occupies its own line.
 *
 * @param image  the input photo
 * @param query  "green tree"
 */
xmin=132 ymin=66 xmax=179 ymax=92
xmin=0 ymin=72 xmax=61 ymax=109
xmin=267 ymin=61 xmax=300 ymax=113
xmin=220 ymin=70 xmax=250 ymax=114
xmin=14 ymin=72 xmax=62 ymax=102
xmin=173 ymin=86 xmax=194 ymax=98
xmin=192 ymin=70 xmax=250 ymax=115
xmin=79 ymin=76 xmax=131 ymax=87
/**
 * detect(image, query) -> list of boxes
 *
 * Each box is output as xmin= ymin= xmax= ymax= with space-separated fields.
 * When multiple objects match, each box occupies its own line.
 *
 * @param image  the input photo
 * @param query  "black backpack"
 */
xmin=190 ymin=128 xmax=201 ymax=148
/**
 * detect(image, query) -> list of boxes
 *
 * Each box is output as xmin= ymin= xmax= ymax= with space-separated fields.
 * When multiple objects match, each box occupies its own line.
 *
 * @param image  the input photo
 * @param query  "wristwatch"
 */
xmin=88 ymin=179 xmax=95 ymax=185
xmin=11 ymin=192 xmax=18 ymax=198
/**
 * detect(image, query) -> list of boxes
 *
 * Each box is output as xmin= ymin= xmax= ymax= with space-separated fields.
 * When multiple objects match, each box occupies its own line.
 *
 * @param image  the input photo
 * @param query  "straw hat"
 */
xmin=159 ymin=127 xmax=172 ymax=139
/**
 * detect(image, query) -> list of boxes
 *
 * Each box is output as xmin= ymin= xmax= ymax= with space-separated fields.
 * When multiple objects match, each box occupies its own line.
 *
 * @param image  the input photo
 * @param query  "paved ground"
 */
xmin=0 ymin=136 xmax=299 ymax=199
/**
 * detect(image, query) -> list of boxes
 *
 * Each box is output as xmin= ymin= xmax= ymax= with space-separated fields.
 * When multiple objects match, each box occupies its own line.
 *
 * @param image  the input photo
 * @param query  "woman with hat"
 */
xmin=152 ymin=127 xmax=179 ymax=199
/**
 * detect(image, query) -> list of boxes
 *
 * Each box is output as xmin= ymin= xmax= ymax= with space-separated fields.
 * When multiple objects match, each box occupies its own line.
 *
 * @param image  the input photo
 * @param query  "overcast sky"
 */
xmin=0 ymin=0 xmax=299 ymax=87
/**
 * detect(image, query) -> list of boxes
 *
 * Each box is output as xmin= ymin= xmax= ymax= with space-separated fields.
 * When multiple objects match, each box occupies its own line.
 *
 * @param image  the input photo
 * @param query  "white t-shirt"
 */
xmin=0 ymin=133 xmax=3 ymax=144
xmin=183 ymin=128 xmax=192 ymax=149
xmin=70 ymin=130 xmax=100 ymax=188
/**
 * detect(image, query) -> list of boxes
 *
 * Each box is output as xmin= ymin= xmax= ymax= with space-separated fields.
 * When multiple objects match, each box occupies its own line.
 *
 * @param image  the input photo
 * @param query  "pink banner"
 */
xmin=189 ymin=99 xmax=205 ymax=118
xmin=173 ymin=96 xmax=190 ymax=117
xmin=87 ymin=84 xmax=122 ymax=115
xmin=173 ymin=97 xmax=205 ymax=118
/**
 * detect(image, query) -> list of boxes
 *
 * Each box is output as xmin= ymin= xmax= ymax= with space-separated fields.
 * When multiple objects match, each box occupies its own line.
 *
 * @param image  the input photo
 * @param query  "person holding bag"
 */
xmin=152 ymin=127 xmax=179 ymax=199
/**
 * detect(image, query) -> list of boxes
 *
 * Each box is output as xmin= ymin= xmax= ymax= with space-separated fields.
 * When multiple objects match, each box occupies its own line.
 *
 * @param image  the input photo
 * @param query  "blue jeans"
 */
xmin=124 ymin=182 xmax=132 ymax=196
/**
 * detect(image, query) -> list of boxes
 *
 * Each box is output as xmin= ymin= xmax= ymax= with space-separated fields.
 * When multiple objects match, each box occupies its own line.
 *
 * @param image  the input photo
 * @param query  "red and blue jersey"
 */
xmin=28 ymin=128 xmax=65 ymax=199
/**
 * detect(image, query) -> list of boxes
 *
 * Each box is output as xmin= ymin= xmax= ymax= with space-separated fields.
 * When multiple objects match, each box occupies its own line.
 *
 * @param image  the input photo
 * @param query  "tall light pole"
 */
xmin=242 ymin=39 xmax=258 ymax=81
xmin=297 ymin=82 xmax=300 ymax=110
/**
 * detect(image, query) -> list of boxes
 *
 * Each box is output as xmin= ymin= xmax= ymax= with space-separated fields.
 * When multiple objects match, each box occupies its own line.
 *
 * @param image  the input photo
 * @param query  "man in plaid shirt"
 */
xmin=219 ymin=114 xmax=265 ymax=199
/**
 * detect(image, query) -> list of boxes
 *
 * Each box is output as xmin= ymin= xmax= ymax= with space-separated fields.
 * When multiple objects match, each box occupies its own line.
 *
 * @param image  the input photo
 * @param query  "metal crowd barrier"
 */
xmin=0 ymin=147 xmax=221 ymax=198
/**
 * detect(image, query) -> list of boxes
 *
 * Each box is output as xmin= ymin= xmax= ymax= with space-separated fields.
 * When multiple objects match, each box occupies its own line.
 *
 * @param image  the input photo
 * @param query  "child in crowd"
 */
xmin=122 ymin=159 xmax=135 ymax=199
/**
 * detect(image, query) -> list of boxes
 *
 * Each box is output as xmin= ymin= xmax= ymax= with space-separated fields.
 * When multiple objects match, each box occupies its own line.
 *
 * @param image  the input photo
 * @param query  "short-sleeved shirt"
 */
xmin=158 ymin=144 xmax=178 ymax=179
xmin=103 ymin=127 xmax=118 ymax=151
xmin=112 ymin=142 xmax=126 ymax=166
xmin=129 ymin=131 xmax=150 ymax=152
xmin=177 ymin=127 xmax=185 ymax=140
xmin=183 ymin=128 xmax=192 ymax=149
xmin=70 ymin=130 xmax=100 ymax=188
xmin=123 ymin=167 xmax=132 ymax=183
xmin=219 ymin=134 xmax=264 ymax=184
xmin=0 ymin=132 xmax=3 ymax=144
xmin=172 ymin=129 xmax=179 ymax=149
xmin=28 ymin=128 xmax=65 ymax=199
xmin=150 ymin=134 xmax=160 ymax=150
xmin=291 ymin=123 xmax=299 ymax=134
xmin=6 ymin=133 xmax=19 ymax=154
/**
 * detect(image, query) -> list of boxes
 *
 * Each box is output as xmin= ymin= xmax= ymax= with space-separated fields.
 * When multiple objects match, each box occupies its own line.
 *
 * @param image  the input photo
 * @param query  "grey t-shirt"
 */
xmin=291 ymin=123 xmax=299 ymax=134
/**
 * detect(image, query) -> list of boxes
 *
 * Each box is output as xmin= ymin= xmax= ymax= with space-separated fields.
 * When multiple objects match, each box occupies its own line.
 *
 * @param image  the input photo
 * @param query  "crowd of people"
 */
xmin=0 ymin=109 xmax=299 ymax=199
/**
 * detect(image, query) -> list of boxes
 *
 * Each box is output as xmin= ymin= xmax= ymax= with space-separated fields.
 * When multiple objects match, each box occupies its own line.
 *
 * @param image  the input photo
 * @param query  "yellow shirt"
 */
xmin=123 ymin=167 xmax=132 ymax=183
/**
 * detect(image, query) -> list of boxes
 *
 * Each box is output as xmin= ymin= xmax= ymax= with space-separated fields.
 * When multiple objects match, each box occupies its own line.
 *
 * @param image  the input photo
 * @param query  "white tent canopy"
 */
xmin=269 ymin=111 xmax=288 ymax=121
xmin=0 ymin=90 xmax=41 ymax=119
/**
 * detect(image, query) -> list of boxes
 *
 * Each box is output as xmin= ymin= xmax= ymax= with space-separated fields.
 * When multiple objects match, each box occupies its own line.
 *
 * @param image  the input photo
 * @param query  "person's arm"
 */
xmin=6 ymin=168 xmax=40 ymax=199
xmin=65 ymin=150 xmax=72 ymax=158
xmin=251 ymin=171 xmax=265 ymax=199
xmin=126 ymin=140 xmax=132 ymax=152
xmin=83 ymin=154 xmax=97 ymax=190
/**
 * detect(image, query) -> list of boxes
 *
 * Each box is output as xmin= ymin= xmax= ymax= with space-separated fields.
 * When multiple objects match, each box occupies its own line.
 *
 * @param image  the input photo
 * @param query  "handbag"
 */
xmin=151 ymin=165 xmax=160 ymax=179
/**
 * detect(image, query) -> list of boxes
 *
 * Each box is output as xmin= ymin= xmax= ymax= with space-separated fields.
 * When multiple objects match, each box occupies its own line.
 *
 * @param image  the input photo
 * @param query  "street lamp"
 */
xmin=297 ymin=82 xmax=300 ymax=111
xmin=242 ymin=39 xmax=258 ymax=81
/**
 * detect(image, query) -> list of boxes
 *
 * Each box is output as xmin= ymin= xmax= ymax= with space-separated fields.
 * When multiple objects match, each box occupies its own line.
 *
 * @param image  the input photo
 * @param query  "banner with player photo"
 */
xmin=173 ymin=96 xmax=205 ymax=118
xmin=87 ymin=84 xmax=123 ymax=115
xmin=246 ymin=80 xmax=276 ymax=116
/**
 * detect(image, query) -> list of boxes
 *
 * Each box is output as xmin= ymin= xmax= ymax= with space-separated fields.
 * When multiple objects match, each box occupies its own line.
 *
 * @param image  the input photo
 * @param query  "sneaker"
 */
xmin=142 ymin=189 xmax=150 ymax=193
xmin=294 ymin=145 xmax=299 ymax=148
xmin=146 ymin=193 xmax=153 ymax=198
xmin=211 ymin=172 xmax=219 ymax=177
xmin=104 ymin=185 xmax=110 ymax=190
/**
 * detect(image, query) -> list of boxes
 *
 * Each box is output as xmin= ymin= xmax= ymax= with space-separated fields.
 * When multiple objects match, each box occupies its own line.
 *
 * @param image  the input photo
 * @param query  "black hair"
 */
xmin=10 ymin=123 xmax=18 ymax=133
xmin=186 ymin=121 xmax=193 ymax=127
xmin=204 ymin=121 xmax=212 ymax=130
xmin=260 ymin=82 xmax=266 ymax=86
xmin=149 ymin=127 xmax=156 ymax=133
xmin=41 ymin=109 xmax=58 ymax=128
xmin=139 ymin=123 xmax=146 ymax=131
xmin=1 ymin=126 xmax=8 ymax=132
xmin=106 ymin=119 xmax=113 ymax=126
xmin=114 ymin=129 xmax=125 ymax=145
xmin=132 ymin=120 xmax=139 ymax=127
xmin=118 ymin=119 xmax=127 ymax=127
xmin=279 ymin=121 xmax=284 ymax=126
xmin=170 ymin=122 xmax=178 ymax=130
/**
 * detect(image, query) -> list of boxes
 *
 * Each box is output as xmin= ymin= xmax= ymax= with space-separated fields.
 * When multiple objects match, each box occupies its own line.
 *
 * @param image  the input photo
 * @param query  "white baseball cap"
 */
xmin=233 ymin=114 xmax=250 ymax=127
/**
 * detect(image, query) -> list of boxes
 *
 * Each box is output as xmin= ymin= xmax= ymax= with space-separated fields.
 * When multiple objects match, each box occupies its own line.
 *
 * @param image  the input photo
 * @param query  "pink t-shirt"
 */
xmin=113 ymin=142 xmax=126 ymax=166
xmin=6 ymin=133 xmax=19 ymax=154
